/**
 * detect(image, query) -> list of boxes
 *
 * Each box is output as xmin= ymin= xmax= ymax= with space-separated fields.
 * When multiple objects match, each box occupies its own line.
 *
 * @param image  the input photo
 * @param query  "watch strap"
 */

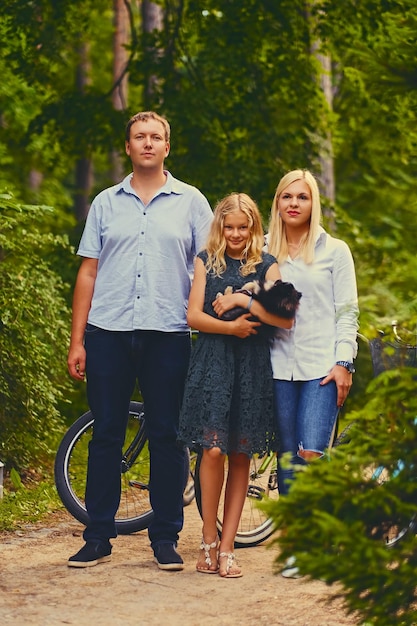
xmin=336 ymin=360 xmax=355 ymax=373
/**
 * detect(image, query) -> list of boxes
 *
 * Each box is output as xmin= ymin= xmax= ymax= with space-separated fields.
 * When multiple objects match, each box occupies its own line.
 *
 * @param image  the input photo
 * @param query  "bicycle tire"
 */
xmin=384 ymin=514 xmax=417 ymax=548
xmin=194 ymin=450 xmax=278 ymax=548
xmin=333 ymin=421 xmax=354 ymax=447
xmin=183 ymin=449 xmax=197 ymax=506
xmin=367 ymin=463 xmax=417 ymax=548
xmin=54 ymin=401 xmax=155 ymax=534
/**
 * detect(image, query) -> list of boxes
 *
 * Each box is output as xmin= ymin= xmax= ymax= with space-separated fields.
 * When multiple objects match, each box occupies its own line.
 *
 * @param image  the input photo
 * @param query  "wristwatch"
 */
xmin=336 ymin=361 xmax=355 ymax=374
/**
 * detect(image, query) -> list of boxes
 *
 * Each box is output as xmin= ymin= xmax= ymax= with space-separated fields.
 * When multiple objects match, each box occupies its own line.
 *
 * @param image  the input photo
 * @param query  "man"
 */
xmin=67 ymin=111 xmax=213 ymax=570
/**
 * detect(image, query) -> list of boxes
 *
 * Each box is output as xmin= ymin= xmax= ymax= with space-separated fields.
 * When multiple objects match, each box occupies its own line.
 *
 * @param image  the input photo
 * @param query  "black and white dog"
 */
xmin=217 ymin=279 xmax=301 ymax=336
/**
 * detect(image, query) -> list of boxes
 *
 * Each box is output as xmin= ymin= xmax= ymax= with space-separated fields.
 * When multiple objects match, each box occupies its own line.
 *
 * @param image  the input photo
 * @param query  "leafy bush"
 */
xmin=0 ymin=467 xmax=62 ymax=531
xmin=263 ymin=366 xmax=417 ymax=626
xmin=0 ymin=192 xmax=73 ymax=469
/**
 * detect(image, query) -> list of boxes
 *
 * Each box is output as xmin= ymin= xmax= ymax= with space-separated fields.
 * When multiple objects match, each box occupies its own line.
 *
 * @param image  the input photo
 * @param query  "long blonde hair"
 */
xmin=205 ymin=193 xmax=264 ymax=277
xmin=268 ymin=169 xmax=322 ymax=265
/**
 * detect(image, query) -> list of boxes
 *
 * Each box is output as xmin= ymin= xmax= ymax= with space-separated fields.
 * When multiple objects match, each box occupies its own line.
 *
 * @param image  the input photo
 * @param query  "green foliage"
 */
xmin=0 ymin=192 xmax=73 ymax=468
xmin=0 ymin=2 xmax=415 ymax=588
xmin=0 ymin=0 xmax=121 ymax=208
xmin=0 ymin=469 xmax=62 ymax=532
xmin=147 ymin=0 xmax=328 ymax=214
xmin=316 ymin=0 xmax=417 ymax=254
xmin=262 ymin=364 xmax=417 ymax=626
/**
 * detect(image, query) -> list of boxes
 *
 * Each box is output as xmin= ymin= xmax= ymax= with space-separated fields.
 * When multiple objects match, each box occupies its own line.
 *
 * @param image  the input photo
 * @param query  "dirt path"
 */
xmin=0 ymin=503 xmax=359 ymax=626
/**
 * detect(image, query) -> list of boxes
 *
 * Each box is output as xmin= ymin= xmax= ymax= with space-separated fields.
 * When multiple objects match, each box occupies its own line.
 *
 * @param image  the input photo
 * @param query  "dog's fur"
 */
xmin=218 ymin=279 xmax=301 ymax=326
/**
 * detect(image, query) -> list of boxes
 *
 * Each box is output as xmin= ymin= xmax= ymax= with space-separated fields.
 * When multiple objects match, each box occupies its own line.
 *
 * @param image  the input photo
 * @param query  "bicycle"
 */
xmin=53 ymin=378 xmax=353 ymax=546
xmin=55 ymin=321 xmax=416 ymax=547
xmin=192 ymin=421 xmax=346 ymax=548
xmin=54 ymin=396 xmax=276 ymax=546
xmin=54 ymin=400 xmax=197 ymax=535
xmin=369 ymin=320 xmax=417 ymax=547
xmin=335 ymin=320 xmax=417 ymax=547
xmin=368 ymin=460 xmax=417 ymax=548
xmin=192 ymin=320 xmax=417 ymax=548
xmin=55 ymin=325 xmax=277 ymax=544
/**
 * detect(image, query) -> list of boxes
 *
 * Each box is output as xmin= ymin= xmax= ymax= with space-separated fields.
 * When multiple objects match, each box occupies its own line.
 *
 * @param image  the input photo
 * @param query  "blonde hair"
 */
xmin=205 ymin=193 xmax=264 ymax=277
xmin=268 ymin=169 xmax=322 ymax=265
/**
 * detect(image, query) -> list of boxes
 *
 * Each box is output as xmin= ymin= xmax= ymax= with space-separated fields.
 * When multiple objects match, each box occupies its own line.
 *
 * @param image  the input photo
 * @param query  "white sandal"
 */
xmin=196 ymin=537 xmax=219 ymax=574
xmin=218 ymin=551 xmax=242 ymax=578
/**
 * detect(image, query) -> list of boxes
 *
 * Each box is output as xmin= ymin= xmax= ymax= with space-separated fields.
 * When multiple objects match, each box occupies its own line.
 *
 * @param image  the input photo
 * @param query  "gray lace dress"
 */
xmin=179 ymin=251 xmax=277 ymax=457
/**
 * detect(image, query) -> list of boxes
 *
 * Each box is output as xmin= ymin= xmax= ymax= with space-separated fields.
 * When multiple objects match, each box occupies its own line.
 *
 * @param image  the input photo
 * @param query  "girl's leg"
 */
xmin=197 ymin=447 xmax=224 ymax=572
xmin=218 ymin=452 xmax=250 ymax=577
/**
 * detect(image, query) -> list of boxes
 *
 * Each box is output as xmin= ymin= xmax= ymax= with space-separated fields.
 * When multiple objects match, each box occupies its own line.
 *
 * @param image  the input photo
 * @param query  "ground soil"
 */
xmin=0 ymin=502 xmax=360 ymax=626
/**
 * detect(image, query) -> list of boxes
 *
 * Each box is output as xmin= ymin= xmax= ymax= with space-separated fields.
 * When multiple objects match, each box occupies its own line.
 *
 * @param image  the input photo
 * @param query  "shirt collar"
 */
xmin=315 ymin=225 xmax=326 ymax=245
xmin=116 ymin=171 xmax=183 ymax=197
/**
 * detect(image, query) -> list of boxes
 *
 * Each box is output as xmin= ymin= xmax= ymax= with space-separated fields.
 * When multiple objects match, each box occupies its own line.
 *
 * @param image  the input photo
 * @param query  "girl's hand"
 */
xmin=230 ymin=313 xmax=261 ymax=338
xmin=212 ymin=293 xmax=249 ymax=318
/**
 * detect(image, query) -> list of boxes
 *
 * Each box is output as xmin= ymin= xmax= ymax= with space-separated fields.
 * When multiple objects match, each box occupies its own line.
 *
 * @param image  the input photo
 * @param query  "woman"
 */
xmin=266 ymin=169 xmax=359 ymax=576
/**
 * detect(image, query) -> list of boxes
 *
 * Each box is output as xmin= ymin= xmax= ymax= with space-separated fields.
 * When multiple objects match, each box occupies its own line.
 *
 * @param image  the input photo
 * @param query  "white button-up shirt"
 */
xmin=268 ymin=227 xmax=359 ymax=381
xmin=77 ymin=172 xmax=213 ymax=332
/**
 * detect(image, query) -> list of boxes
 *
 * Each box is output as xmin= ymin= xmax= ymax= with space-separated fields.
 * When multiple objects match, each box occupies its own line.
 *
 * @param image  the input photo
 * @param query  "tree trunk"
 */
xmin=141 ymin=0 xmax=164 ymax=107
xmin=111 ymin=0 xmax=130 ymax=183
xmin=314 ymin=50 xmax=336 ymax=231
xmin=308 ymin=0 xmax=336 ymax=231
xmin=74 ymin=41 xmax=92 ymax=223
xmin=74 ymin=157 xmax=93 ymax=223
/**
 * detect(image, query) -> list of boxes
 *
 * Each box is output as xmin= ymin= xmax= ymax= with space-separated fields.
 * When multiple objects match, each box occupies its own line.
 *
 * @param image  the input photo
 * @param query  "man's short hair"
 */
xmin=125 ymin=111 xmax=171 ymax=143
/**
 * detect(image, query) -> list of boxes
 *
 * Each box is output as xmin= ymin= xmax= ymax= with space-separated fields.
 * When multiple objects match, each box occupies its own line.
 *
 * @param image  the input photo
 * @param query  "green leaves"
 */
xmin=0 ymin=193 xmax=73 ymax=469
xmin=263 ymin=366 xmax=417 ymax=625
xmin=0 ymin=475 xmax=60 ymax=532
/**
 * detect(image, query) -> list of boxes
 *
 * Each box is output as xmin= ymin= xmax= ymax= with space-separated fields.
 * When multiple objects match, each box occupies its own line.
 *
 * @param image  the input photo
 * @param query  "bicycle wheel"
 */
xmin=367 ymin=463 xmax=417 ymax=548
xmin=54 ymin=401 xmax=153 ymax=534
xmin=383 ymin=514 xmax=417 ymax=547
xmin=194 ymin=450 xmax=278 ymax=548
xmin=183 ymin=449 xmax=197 ymax=506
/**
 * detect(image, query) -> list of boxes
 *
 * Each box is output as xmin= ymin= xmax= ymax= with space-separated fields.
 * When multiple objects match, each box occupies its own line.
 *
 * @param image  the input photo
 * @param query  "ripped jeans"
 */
xmin=273 ymin=378 xmax=339 ymax=495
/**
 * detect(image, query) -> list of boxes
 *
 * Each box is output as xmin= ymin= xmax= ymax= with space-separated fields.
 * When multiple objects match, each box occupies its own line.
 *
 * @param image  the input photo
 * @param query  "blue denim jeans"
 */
xmin=83 ymin=326 xmax=191 ymax=548
xmin=273 ymin=378 xmax=339 ymax=495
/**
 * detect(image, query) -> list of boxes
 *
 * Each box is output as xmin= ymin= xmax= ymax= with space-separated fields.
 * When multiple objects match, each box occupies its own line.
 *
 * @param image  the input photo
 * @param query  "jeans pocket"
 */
xmin=85 ymin=323 xmax=103 ymax=335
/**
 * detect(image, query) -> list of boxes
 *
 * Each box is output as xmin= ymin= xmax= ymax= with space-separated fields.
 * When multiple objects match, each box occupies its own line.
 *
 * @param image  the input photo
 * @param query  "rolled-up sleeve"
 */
xmin=333 ymin=241 xmax=359 ymax=362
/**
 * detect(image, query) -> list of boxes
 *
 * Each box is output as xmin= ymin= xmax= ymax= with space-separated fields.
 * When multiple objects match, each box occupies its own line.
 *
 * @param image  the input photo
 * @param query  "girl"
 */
xmin=179 ymin=193 xmax=293 ymax=578
xmin=266 ymin=169 xmax=359 ymax=577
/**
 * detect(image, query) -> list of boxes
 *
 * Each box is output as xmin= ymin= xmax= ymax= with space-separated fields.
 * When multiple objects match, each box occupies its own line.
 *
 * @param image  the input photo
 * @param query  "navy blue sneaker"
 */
xmin=153 ymin=544 xmax=184 ymax=571
xmin=68 ymin=542 xmax=112 ymax=568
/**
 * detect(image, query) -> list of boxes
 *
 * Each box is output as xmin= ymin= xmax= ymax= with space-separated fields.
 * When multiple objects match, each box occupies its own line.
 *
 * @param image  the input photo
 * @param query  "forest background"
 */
xmin=0 ymin=1 xmax=416 ymax=620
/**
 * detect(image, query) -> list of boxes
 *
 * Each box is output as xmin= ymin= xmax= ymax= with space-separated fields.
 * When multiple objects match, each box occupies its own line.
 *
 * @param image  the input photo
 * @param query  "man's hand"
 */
xmin=67 ymin=344 xmax=86 ymax=381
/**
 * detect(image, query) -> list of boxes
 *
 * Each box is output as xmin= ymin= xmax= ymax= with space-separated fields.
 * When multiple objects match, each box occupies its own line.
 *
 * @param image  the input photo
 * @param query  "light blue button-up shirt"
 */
xmin=268 ymin=227 xmax=359 ymax=380
xmin=77 ymin=172 xmax=213 ymax=332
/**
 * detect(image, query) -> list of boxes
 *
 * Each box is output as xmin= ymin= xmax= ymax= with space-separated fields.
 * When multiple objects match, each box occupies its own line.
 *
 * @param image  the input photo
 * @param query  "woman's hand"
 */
xmin=320 ymin=365 xmax=352 ymax=407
